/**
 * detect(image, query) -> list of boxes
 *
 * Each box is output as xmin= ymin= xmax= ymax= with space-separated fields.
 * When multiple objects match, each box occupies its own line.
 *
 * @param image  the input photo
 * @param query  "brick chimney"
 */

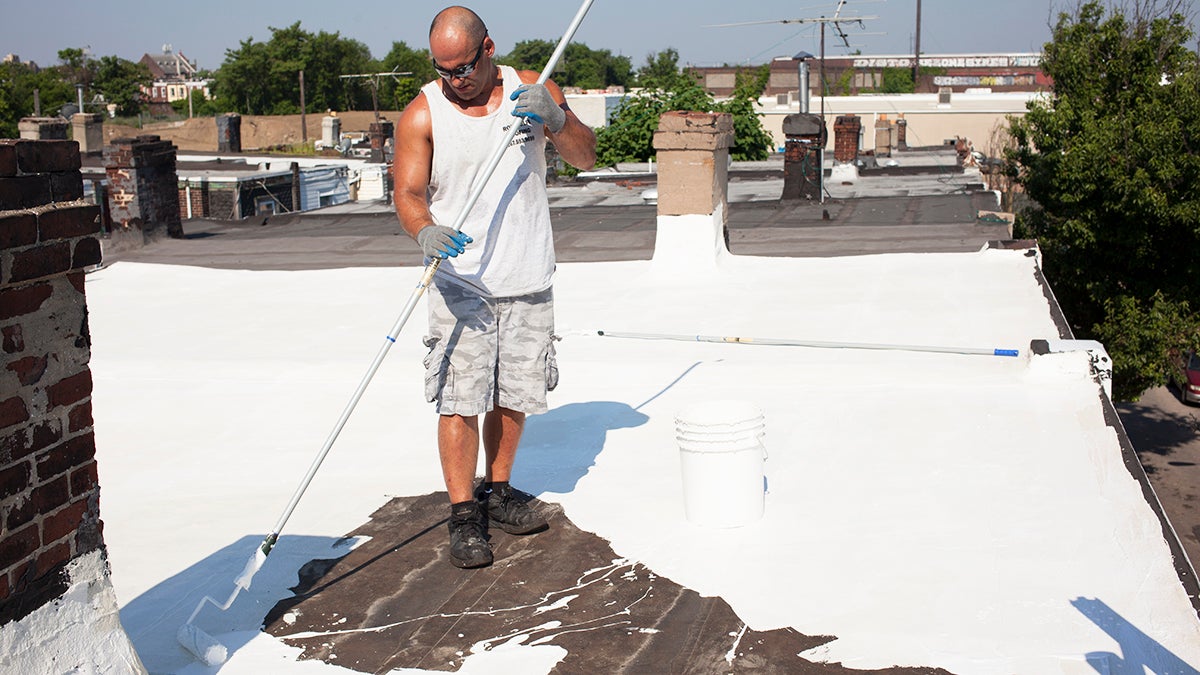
xmin=0 ymin=138 xmax=146 ymax=672
xmin=781 ymin=113 xmax=825 ymax=201
xmin=650 ymin=111 xmax=735 ymax=271
xmin=831 ymin=115 xmax=862 ymax=183
xmin=833 ymin=115 xmax=861 ymax=163
xmin=17 ymin=118 xmax=68 ymax=141
xmin=71 ymin=114 xmax=104 ymax=156
xmin=216 ymin=113 xmax=241 ymax=153
xmin=102 ymin=135 xmax=183 ymax=251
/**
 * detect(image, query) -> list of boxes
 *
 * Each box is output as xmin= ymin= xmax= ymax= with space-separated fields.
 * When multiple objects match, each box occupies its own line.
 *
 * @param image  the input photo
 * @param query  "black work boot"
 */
xmin=476 ymin=482 xmax=548 ymax=535
xmin=447 ymin=500 xmax=492 ymax=569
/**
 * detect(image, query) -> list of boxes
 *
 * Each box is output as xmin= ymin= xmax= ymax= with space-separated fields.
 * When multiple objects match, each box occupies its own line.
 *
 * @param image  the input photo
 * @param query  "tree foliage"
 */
xmin=93 ymin=55 xmax=151 ymax=116
xmin=0 ymin=62 xmax=73 ymax=135
xmin=0 ymin=48 xmax=153 ymax=133
xmin=499 ymin=40 xmax=632 ymax=90
xmin=380 ymin=41 xmax=436 ymax=109
xmin=1008 ymin=0 xmax=1200 ymax=400
xmin=212 ymin=22 xmax=375 ymax=115
xmin=596 ymin=51 xmax=773 ymax=166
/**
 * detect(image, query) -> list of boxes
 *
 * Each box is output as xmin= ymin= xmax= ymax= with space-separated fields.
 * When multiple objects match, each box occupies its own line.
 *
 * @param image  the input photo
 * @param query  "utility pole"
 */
xmin=912 ymin=0 xmax=922 ymax=90
xmin=299 ymin=70 xmax=308 ymax=142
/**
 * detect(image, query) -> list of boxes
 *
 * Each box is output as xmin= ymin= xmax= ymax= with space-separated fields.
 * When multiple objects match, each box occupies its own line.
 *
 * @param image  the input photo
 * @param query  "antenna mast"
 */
xmin=707 ymin=3 xmax=878 ymax=204
xmin=339 ymin=71 xmax=414 ymax=121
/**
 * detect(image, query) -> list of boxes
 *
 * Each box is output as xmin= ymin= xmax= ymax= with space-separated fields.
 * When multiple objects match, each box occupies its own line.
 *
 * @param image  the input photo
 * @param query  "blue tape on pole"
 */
xmin=386 ymin=336 xmax=396 ymax=343
xmin=994 ymin=349 xmax=1019 ymax=357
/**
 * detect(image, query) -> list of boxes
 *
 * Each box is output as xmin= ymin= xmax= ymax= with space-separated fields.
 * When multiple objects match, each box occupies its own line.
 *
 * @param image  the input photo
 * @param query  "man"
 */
xmin=393 ymin=6 xmax=596 ymax=569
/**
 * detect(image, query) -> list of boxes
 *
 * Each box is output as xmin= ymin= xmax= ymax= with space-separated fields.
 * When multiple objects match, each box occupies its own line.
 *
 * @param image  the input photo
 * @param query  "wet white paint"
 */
xmin=85 ymin=247 xmax=1200 ymax=673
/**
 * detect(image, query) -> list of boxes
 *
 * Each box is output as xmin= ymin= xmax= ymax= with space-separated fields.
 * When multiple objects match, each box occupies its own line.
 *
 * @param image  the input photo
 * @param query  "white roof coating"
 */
xmin=86 ymin=245 xmax=1200 ymax=673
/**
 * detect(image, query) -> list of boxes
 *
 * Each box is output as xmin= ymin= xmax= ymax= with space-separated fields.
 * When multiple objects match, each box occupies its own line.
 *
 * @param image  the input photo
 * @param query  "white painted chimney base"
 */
xmin=0 ymin=550 xmax=147 ymax=674
xmin=651 ymin=203 xmax=731 ymax=274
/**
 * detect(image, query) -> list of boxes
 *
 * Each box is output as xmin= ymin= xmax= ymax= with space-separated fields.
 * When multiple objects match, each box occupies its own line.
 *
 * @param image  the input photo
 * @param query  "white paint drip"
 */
xmin=534 ymin=594 xmax=578 ymax=614
xmin=279 ymin=560 xmax=639 ymax=641
xmin=725 ymin=623 xmax=748 ymax=665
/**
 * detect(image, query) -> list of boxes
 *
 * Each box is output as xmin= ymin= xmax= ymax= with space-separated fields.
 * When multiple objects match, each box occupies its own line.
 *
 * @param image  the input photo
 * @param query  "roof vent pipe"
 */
xmin=794 ymin=51 xmax=813 ymax=114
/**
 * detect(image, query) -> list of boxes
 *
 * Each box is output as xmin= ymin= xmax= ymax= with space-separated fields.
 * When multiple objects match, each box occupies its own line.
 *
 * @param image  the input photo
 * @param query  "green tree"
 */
xmin=169 ymin=89 xmax=222 ymax=118
xmin=880 ymin=67 xmax=914 ymax=93
xmin=92 ymin=56 xmax=151 ymax=116
xmin=594 ymin=83 xmax=708 ymax=166
xmin=499 ymin=40 xmax=632 ymax=90
xmin=212 ymin=38 xmax=273 ymax=113
xmin=501 ymin=39 xmax=556 ymax=74
xmin=636 ymin=48 xmax=683 ymax=88
xmin=597 ymin=60 xmax=772 ymax=165
xmin=211 ymin=22 xmax=376 ymax=115
xmin=714 ymin=65 xmax=774 ymax=160
xmin=380 ymin=41 xmax=436 ymax=108
xmin=0 ymin=60 xmax=73 ymax=134
xmin=1008 ymin=0 xmax=1200 ymax=400
xmin=56 ymin=48 xmax=97 ymax=89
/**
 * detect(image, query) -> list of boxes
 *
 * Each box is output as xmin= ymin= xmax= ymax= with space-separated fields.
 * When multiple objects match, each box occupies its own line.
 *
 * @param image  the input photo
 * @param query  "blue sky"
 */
xmin=3 ymin=0 xmax=1064 ymax=71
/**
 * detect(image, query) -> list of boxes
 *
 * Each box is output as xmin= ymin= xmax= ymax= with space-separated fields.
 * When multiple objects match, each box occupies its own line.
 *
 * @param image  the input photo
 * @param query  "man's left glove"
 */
xmin=416 ymin=225 xmax=472 ymax=259
xmin=510 ymin=84 xmax=566 ymax=133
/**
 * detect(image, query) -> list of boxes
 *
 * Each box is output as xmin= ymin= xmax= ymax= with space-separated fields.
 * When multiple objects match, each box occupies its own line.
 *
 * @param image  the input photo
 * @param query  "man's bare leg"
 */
xmin=439 ymin=412 xmax=493 ymax=568
xmin=482 ymin=406 xmax=525 ymax=483
xmin=478 ymin=406 xmax=547 ymax=534
xmin=438 ymin=413 xmax=480 ymax=504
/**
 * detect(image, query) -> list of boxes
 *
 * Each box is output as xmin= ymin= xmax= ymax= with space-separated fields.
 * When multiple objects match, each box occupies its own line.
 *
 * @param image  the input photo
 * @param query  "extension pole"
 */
xmin=177 ymin=0 xmax=596 ymax=665
xmin=595 ymin=330 xmax=1020 ymax=358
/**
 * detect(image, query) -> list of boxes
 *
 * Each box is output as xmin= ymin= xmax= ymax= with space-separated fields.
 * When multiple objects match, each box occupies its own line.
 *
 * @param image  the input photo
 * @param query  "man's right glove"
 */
xmin=416 ymin=225 xmax=473 ymax=259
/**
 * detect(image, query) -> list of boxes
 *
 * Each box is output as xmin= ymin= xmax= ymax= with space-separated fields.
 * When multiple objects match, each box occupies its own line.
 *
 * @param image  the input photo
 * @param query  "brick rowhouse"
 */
xmin=0 ymin=139 xmax=105 ymax=624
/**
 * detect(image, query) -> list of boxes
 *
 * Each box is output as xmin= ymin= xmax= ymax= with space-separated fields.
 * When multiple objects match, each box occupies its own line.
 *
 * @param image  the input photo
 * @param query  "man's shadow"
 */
xmin=512 ymin=361 xmax=703 ymax=496
xmin=513 ymin=400 xmax=649 ymax=495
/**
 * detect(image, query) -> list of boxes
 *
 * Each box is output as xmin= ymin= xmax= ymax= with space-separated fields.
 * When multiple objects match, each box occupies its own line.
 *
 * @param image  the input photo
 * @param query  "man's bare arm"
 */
xmin=517 ymin=71 xmax=597 ymax=171
xmin=393 ymin=93 xmax=436 ymax=240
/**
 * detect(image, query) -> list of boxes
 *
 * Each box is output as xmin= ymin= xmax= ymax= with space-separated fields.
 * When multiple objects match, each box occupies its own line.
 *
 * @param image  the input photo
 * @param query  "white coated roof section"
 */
xmin=87 ymin=241 xmax=1200 ymax=672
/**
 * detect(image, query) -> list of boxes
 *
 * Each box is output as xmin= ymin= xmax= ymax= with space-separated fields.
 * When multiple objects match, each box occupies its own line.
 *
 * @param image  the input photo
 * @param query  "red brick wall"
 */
xmin=0 ymin=139 xmax=105 ymax=625
xmin=833 ymin=115 xmax=862 ymax=163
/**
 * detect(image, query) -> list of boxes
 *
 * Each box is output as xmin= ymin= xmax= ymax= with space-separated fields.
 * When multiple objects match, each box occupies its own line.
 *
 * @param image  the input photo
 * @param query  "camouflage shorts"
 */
xmin=423 ymin=280 xmax=559 ymax=417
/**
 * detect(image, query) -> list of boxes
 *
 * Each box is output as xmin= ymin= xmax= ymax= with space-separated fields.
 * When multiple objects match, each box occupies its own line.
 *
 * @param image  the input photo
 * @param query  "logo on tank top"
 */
xmin=503 ymin=119 xmax=536 ymax=148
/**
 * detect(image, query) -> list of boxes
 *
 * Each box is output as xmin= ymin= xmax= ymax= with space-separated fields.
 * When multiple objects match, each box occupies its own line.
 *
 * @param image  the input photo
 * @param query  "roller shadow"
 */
xmin=1072 ymin=597 xmax=1200 ymax=674
xmin=119 ymin=533 xmax=355 ymax=673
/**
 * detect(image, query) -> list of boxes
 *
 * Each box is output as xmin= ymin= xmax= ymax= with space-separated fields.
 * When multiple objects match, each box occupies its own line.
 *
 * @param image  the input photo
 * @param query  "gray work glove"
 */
xmin=416 ymin=225 xmax=472 ymax=259
xmin=510 ymin=84 xmax=566 ymax=133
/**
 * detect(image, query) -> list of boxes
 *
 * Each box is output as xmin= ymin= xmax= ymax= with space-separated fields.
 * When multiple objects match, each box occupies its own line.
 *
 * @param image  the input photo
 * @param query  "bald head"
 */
xmin=430 ymin=6 xmax=488 ymax=45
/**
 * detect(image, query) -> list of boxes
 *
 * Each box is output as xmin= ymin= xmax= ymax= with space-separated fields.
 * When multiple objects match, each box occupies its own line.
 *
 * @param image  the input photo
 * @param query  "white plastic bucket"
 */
xmin=675 ymin=400 xmax=766 ymax=528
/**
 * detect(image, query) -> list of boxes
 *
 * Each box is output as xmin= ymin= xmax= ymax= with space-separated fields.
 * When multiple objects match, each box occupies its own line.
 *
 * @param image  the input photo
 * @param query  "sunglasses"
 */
xmin=432 ymin=38 xmax=487 ymax=80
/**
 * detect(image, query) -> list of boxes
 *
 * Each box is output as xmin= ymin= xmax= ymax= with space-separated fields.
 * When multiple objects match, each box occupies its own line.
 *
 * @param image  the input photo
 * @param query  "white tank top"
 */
xmin=421 ymin=65 xmax=555 ymax=297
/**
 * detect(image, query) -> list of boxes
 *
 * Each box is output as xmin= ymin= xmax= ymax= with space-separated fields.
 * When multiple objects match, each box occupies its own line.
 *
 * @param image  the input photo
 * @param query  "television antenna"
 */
xmin=706 ymin=1 xmax=880 ymax=204
xmin=339 ymin=71 xmax=414 ymax=121
xmin=706 ymin=1 xmax=880 ymax=107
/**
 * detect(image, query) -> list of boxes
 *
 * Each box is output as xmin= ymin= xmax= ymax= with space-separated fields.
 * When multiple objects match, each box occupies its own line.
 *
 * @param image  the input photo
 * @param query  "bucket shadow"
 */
xmin=514 ymin=401 xmax=649 ymax=495
xmin=1071 ymin=597 xmax=1200 ymax=674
